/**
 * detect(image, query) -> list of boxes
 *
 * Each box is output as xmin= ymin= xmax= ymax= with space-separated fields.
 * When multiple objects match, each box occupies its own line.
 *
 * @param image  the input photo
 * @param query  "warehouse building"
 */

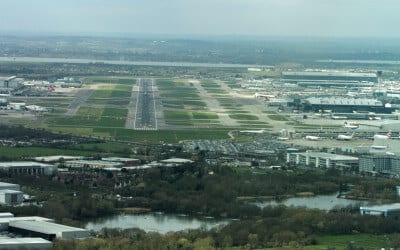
xmin=0 ymin=237 xmax=52 ymax=249
xmin=282 ymin=71 xmax=377 ymax=83
xmin=287 ymin=152 xmax=359 ymax=169
xmin=65 ymin=160 xmax=123 ymax=169
xmin=0 ymin=216 xmax=52 ymax=231
xmin=34 ymin=155 xmax=85 ymax=163
xmin=303 ymin=97 xmax=394 ymax=113
xmin=0 ymin=162 xmax=57 ymax=176
xmin=9 ymin=220 xmax=90 ymax=241
xmin=360 ymin=203 xmax=400 ymax=217
xmin=0 ymin=182 xmax=20 ymax=191
xmin=101 ymin=157 xmax=140 ymax=166
xmin=0 ymin=190 xmax=23 ymax=205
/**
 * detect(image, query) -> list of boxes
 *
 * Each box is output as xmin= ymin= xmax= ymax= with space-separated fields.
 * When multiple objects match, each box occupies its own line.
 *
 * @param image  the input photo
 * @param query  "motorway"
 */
xmin=133 ymin=79 xmax=158 ymax=130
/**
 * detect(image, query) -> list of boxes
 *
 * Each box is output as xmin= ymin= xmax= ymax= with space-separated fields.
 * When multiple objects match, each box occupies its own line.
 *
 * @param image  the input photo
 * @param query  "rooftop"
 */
xmin=294 ymin=152 xmax=358 ymax=161
xmin=160 ymin=158 xmax=194 ymax=164
xmin=0 ymin=182 xmax=19 ymax=188
xmin=34 ymin=155 xmax=84 ymax=163
xmin=0 ymin=162 xmax=54 ymax=168
xmin=101 ymin=157 xmax=139 ymax=162
xmin=9 ymin=220 xmax=89 ymax=235
xmin=306 ymin=97 xmax=382 ymax=106
xmin=0 ymin=237 xmax=51 ymax=245
xmin=360 ymin=203 xmax=400 ymax=211
xmin=283 ymin=71 xmax=377 ymax=78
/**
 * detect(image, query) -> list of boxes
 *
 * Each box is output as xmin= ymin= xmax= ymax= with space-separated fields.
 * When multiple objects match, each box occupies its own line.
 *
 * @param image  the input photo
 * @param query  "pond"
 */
xmin=251 ymin=193 xmax=372 ymax=210
xmin=85 ymin=213 xmax=230 ymax=234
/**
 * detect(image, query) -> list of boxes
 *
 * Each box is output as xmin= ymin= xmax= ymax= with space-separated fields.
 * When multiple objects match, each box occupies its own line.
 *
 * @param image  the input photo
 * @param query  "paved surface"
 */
xmin=133 ymin=78 xmax=158 ymax=130
xmin=65 ymin=89 xmax=94 ymax=116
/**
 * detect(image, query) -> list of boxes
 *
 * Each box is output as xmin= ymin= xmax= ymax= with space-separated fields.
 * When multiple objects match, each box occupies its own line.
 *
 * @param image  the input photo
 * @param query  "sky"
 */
xmin=1 ymin=0 xmax=400 ymax=38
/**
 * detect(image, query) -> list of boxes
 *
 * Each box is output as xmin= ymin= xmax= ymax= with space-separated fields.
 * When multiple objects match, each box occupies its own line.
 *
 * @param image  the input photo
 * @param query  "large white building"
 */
xmin=287 ymin=152 xmax=359 ymax=169
xmin=0 ymin=162 xmax=57 ymax=176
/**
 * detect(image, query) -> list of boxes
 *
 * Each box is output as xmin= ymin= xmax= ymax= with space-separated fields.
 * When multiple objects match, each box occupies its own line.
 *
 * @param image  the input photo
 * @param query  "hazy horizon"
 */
xmin=1 ymin=0 xmax=400 ymax=38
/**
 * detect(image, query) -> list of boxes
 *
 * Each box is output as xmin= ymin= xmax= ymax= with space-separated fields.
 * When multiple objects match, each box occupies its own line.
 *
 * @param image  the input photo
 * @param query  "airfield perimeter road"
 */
xmin=132 ymin=78 xmax=158 ymax=130
xmin=65 ymin=89 xmax=94 ymax=116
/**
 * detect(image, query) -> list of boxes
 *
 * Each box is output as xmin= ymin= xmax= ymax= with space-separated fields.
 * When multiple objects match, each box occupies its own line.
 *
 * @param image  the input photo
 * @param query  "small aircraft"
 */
xmin=305 ymin=135 xmax=321 ymax=141
xmin=337 ymin=132 xmax=355 ymax=141
xmin=373 ymin=130 xmax=391 ymax=140
xmin=343 ymin=121 xmax=359 ymax=130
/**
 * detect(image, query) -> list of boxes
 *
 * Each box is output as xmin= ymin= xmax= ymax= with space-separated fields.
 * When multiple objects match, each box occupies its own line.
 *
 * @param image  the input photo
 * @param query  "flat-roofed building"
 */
xmin=101 ymin=157 xmax=140 ymax=166
xmin=0 ymin=190 xmax=23 ymax=205
xmin=359 ymin=155 xmax=400 ymax=176
xmin=282 ymin=71 xmax=377 ymax=83
xmin=65 ymin=160 xmax=123 ymax=169
xmin=287 ymin=152 xmax=358 ymax=169
xmin=9 ymin=220 xmax=90 ymax=241
xmin=34 ymin=155 xmax=85 ymax=163
xmin=0 ymin=182 xmax=20 ymax=191
xmin=0 ymin=162 xmax=57 ymax=176
xmin=0 ymin=216 xmax=53 ymax=231
xmin=360 ymin=203 xmax=400 ymax=217
xmin=0 ymin=237 xmax=52 ymax=249
xmin=303 ymin=97 xmax=393 ymax=113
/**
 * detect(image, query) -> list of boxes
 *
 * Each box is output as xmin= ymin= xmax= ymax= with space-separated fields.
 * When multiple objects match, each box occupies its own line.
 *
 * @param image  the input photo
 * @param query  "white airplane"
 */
xmin=370 ymin=145 xmax=388 ymax=150
xmin=374 ymin=130 xmax=391 ymax=140
xmin=239 ymin=129 xmax=266 ymax=134
xmin=305 ymin=135 xmax=321 ymax=141
xmin=343 ymin=121 xmax=359 ymax=130
xmin=337 ymin=132 xmax=355 ymax=141
xmin=277 ymin=137 xmax=289 ymax=141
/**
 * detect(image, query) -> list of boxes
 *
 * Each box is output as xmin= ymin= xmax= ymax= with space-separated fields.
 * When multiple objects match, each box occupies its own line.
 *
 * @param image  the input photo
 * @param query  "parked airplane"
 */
xmin=277 ymin=137 xmax=289 ymax=141
xmin=343 ymin=121 xmax=359 ymax=130
xmin=337 ymin=132 xmax=355 ymax=141
xmin=374 ymin=130 xmax=391 ymax=140
xmin=305 ymin=135 xmax=321 ymax=141
xmin=370 ymin=145 xmax=388 ymax=150
xmin=239 ymin=129 xmax=266 ymax=134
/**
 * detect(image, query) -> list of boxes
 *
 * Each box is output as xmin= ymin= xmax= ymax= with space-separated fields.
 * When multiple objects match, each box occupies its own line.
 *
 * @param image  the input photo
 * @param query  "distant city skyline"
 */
xmin=1 ymin=0 xmax=400 ymax=38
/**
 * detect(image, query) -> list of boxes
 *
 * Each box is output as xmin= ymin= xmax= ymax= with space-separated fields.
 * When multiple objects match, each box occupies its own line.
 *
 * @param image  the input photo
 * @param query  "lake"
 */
xmin=85 ymin=213 xmax=230 ymax=234
xmin=251 ymin=193 xmax=372 ymax=210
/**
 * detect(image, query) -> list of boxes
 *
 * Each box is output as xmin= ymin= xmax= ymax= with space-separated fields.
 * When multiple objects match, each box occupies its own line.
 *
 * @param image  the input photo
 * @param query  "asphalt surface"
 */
xmin=134 ymin=79 xmax=157 ymax=130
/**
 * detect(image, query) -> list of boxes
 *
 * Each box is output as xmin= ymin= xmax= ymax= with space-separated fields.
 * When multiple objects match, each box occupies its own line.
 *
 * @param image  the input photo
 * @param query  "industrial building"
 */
xmin=101 ymin=157 xmax=140 ymax=166
xmin=0 ymin=190 xmax=23 ymax=205
xmin=359 ymin=155 xmax=400 ymax=176
xmin=0 ymin=237 xmax=52 ymax=249
xmin=0 ymin=215 xmax=89 ymax=245
xmin=303 ymin=97 xmax=394 ymax=113
xmin=360 ymin=203 xmax=400 ymax=217
xmin=282 ymin=71 xmax=377 ymax=83
xmin=0 ymin=182 xmax=20 ymax=191
xmin=65 ymin=160 xmax=123 ymax=169
xmin=34 ymin=155 xmax=85 ymax=163
xmin=9 ymin=220 xmax=90 ymax=241
xmin=0 ymin=162 xmax=57 ymax=176
xmin=287 ymin=152 xmax=359 ymax=169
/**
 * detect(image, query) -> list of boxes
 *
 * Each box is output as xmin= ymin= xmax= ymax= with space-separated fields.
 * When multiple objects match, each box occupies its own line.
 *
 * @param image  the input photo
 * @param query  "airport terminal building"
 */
xmin=302 ymin=97 xmax=394 ymax=113
xmin=282 ymin=71 xmax=378 ymax=83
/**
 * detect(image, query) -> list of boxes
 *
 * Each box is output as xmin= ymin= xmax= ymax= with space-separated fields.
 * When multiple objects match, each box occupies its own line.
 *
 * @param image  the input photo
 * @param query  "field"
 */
xmin=14 ymin=76 xmax=284 ymax=142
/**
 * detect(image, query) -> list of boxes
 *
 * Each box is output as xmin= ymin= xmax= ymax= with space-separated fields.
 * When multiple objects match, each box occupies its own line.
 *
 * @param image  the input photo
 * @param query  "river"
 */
xmin=0 ymin=56 xmax=267 ymax=69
